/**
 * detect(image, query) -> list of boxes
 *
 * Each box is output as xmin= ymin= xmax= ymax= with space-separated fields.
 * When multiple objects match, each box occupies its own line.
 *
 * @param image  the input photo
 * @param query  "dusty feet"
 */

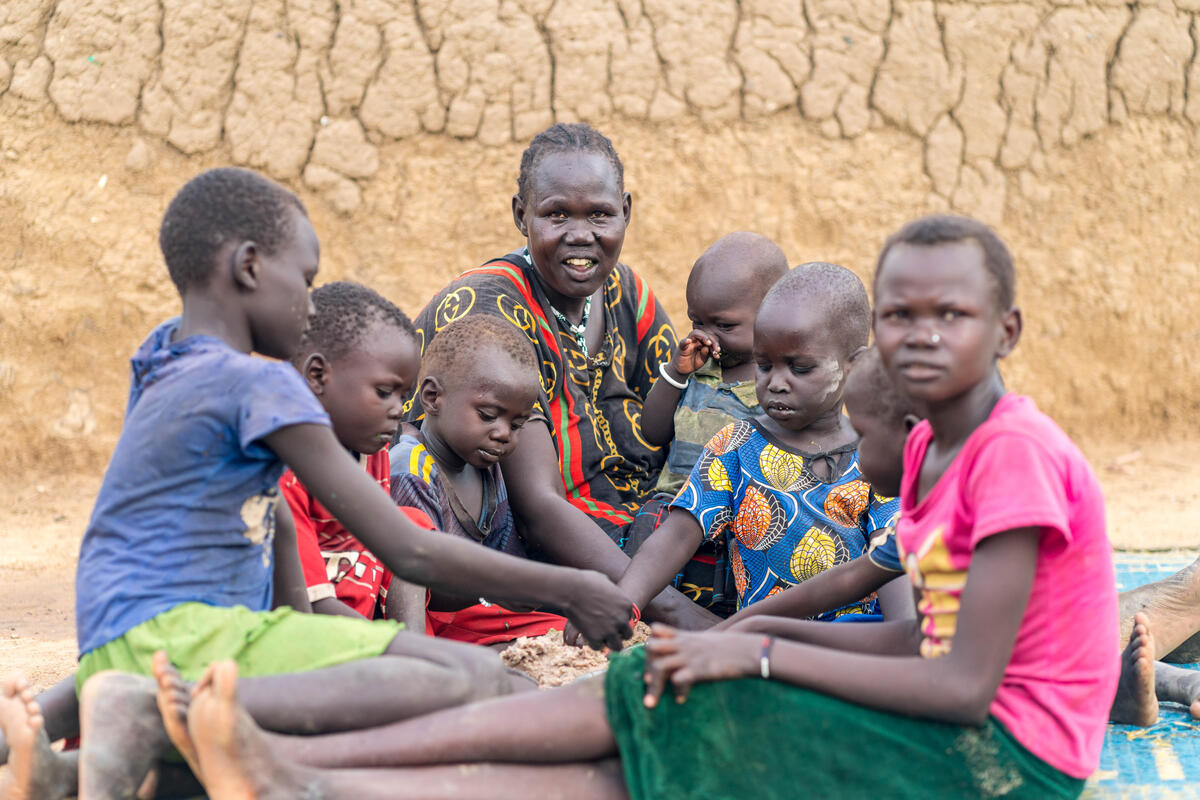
xmin=187 ymin=661 xmax=314 ymax=800
xmin=1119 ymin=555 xmax=1200 ymax=661
xmin=0 ymin=675 xmax=74 ymax=800
xmin=151 ymin=651 xmax=202 ymax=781
xmin=1110 ymin=613 xmax=1159 ymax=727
xmin=78 ymin=670 xmax=169 ymax=800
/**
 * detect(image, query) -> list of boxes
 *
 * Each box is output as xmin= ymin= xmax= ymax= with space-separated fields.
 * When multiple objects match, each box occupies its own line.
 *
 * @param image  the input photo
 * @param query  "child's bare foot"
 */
xmin=188 ymin=661 xmax=316 ymax=799
xmin=1110 ymin=613 xmax=1158 ymax=727
xmin=0 ymin=675 xmax=74 ymax=800
xmin=151 ymin=651 xmax=202 ymax=781
xmin=79 ymin=671 xmax=169 ymax=800
xmin=1153 ymin=662 xmax=1200 ymax=720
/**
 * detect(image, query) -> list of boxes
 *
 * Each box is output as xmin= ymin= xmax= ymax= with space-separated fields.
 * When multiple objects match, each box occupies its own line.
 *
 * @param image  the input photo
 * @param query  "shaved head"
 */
xmin=687 ymin=231 xmax=788 ymax=305
xmin=759 ymin=261 xmax=871 ymax=356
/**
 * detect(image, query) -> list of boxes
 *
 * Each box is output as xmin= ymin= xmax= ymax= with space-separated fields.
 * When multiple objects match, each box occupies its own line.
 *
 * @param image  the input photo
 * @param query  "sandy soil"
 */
xmin=2 ymin=439 xmax=1195 ymax=694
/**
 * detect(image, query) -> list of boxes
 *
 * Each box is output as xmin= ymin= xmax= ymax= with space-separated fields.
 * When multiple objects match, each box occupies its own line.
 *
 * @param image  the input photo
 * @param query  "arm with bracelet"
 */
xmin=640 ymin=330 xmax=719 ymax=446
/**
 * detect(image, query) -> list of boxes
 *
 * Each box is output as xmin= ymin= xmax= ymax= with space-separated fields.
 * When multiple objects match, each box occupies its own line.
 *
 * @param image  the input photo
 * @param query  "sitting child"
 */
xmin=390 ymin=316 xmax=568 ymax=644
xmin=29 ymin=167 xmax=634 ymax=799
xmin=641 ymin=231 xmax=788 ymax=495
xmin=617 ymin=262 xmax=898 ymax=620
xmin=279 ymin=281 xmax=432 ymax=628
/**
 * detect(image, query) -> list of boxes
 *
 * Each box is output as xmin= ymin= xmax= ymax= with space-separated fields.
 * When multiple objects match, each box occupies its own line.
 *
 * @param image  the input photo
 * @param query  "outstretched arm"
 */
xmin=501 ymin=420 xmax=714 ymax=628
xmin=645 ymin=528 xmax=1040 ymax=726
xmin=266 ymin=423 xmax=633 ymax=650
xmin=616 ymin=510 xmax=706 ymax=613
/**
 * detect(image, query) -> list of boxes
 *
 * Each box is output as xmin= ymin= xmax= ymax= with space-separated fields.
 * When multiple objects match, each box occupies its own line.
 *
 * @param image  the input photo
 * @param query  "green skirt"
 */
xmin=604 ymin=647 xmax=1085 ymax=800
xmin=77 ymin=602 xmax=401 ymax=694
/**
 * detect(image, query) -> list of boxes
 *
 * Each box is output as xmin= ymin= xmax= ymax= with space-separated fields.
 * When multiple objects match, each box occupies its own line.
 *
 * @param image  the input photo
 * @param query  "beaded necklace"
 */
xmin=550 ymin=295 xmax=592 ymax=358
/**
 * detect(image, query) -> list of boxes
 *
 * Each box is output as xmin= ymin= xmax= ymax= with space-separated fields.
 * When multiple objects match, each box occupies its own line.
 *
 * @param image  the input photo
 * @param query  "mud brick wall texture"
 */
xmin=1 ymin=0 xmax=1197 ymax=472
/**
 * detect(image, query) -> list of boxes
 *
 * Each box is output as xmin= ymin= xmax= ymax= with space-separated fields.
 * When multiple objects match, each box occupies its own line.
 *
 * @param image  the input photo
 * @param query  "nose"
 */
xmin=306 ymin=294 xmax=316 ymax=318
xmin=905 ymin=318 xmax=939 ymax=347
xmin=766 ymin=367 xmax=789 ymax=393
xmin=489 ymin=423 xmax=512 ymax=444
xmin=564 ymin=218 xmax=592 ymax=244
xmin=386 ymin=396 xmax=403 ymax=420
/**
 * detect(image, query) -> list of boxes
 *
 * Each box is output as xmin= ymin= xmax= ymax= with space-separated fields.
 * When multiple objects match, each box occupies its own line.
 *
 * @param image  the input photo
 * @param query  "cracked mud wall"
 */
xmin=2 ymin=0 xmax=1199 ymax=474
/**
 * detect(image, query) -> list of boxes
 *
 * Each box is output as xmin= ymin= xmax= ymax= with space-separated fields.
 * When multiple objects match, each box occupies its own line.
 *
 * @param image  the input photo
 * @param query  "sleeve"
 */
xmin=964 ymin=432 xmax=1072 ymax=549
xmin=279 ymin=468 xmax=336 ymax=603
xmin=399 ymin=506 xmax=437 ymax=531
xmin=864 ymin=492 xmax=903 ymax=572
xmin=237 ymin=360 xmax=331 ymax=452
xmin=669 ymin=427 xmax=740 ymax=544
xmin=629 ymin=270 xmax=677 ymax=402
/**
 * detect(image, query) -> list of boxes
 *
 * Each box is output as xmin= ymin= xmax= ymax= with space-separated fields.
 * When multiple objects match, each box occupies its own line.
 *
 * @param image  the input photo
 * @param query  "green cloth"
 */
xmin=655 ymin=358 xmax=760 ymax=496
xmin=604 ymin=647 xmax=1085 ymax=800
xmin=76 ymin=602 xmax=401 ymax=694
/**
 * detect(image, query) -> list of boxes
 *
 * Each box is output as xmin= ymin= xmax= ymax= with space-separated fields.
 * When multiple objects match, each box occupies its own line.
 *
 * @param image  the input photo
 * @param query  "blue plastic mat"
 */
xmin=1083 ymin=551 xmax=1200 ymax=799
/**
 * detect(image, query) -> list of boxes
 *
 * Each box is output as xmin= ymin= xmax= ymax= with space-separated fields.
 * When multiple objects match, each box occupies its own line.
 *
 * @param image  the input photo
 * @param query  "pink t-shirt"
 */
xmin=896 ymin=394 xmax=1118 ymax=779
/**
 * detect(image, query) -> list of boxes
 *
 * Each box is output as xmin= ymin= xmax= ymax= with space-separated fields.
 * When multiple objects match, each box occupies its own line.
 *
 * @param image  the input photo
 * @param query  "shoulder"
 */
xmin=703 ymin=419 xmax=758 ymax=457
xmin=963 ymin=396 xmax=1078 ymax=472
xmin=388 ymin=435 xmax=439 ymax=487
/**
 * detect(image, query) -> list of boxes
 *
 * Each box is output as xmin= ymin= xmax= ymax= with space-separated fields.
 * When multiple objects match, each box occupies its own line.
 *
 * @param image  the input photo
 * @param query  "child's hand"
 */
xmin=641 ymin=624 xmax=759 ymax=707
xmin=670 ymin=330 xmax=718 ymax=379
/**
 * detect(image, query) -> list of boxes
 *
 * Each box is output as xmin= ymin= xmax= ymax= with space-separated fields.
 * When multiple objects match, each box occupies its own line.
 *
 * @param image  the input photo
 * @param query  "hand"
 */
xmin=644 ymin=591 xmax=722 ymax=631
xmin=563 ymin=570 xmax=634 ymax=651
xmin=642 ymin=624 xmax=759 ymax=707
xmin=671 ymin=330 xmax=718 ymax=378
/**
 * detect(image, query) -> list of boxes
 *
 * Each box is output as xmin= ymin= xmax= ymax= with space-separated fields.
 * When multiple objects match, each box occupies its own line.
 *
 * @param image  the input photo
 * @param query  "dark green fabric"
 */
xmin=605 ymin=647 xmax=1085 ymax=800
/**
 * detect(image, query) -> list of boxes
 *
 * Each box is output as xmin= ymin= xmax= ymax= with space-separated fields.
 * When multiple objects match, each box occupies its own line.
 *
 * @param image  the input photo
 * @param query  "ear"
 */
xmin=230 ymin=240 xmax=261 ymax=292
xmin=621 ymin=191 xmax=632 ymax=227
xmin=302 ymin=352 xmax=330 ymax=396
xmin=903 ymin=413 xmax=922 ymax=433
xmin=996 ymin=306 xmax=1022 ymax=359
xmin=419 ymin=376 xmax=445 ymax=416
xmin=512 ymin=194 xmax=529 ymax=238
xmin=847 ymin=345 xmax=868 ymax=364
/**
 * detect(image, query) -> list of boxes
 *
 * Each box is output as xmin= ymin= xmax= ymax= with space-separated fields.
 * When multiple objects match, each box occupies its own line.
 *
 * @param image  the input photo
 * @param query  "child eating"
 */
xmin=617 ymin=262 xmax=899 ymax=619
xmin=15 ymin=167 xmax=634 ymax=799
xmin=390 ymin=315 xmax=568 ymax=644
xmin=280 ymin=280 xmax=431 ymax=628
xmin=640 ymin=231 xmax=788 ymax=495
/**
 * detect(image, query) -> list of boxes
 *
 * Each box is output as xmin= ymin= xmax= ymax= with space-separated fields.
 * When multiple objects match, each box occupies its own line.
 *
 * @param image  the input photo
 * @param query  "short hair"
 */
xmin=516 ymin=123 xmax=624 ymax=204
xmin=293 ymin=281 xmax=415 ymax=365
xmin=760 ymin=262 xmax=871 ymax=353
xmin=419 ymin=316 xmax=540 ymax=392
xmin=875 ymin=215 xmax=1015 ymax=309
xmin=159 ymin=167 xmax=307 ymax=292
xmin=844 ymin=347 xmax=916 ymax=428
xmin=689 ymin=231 xmax=789 ymax=303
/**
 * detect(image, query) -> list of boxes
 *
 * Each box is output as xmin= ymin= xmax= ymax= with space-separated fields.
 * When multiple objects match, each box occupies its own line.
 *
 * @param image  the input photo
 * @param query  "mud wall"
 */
xmin=1 ymin=0 xmax=1198 ymax=474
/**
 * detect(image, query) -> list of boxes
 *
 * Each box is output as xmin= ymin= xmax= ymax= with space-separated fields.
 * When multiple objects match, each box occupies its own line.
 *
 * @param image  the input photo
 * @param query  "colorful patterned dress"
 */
xmin=670 ymin=419 xmax=899 ymax=616
xmin=405 ymin=249 xmax=677 ymax=539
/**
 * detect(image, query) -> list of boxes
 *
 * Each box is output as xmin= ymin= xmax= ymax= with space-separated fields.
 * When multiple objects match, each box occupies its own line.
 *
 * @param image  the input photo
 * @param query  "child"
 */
xmin=714 ymin=345 xmax=917 ymax=629
xmin=280 ymin=280 xmax=429 ymax=628
xmin=617 ymin=262 xmax=899 ymax=620
xmin=640 ymin=231 xmax=788 ymax=495
xmin=390 ymin=315 xmax=568 ymax=644
xmin=132 ymin=214 xmax=1125 ymax=800
xmin=40 ymin=167 xmax=635 ymax=799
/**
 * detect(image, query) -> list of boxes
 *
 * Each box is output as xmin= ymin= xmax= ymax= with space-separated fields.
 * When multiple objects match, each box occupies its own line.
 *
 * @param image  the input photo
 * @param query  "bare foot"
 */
xmin=188 ymin=661 xmax=316 ymax=800
xmin=0 ymin=675 xmax=74 ymax=800
xmin=1109 ymin=613 xmax=1158 ymax=727
xmin=78 ymin=671 xmax=170 ymax=800
xmin=151 ymin=651 xmax=203 ymax=782
xmin=1153 ymin=662 xmax=1200 ymax=720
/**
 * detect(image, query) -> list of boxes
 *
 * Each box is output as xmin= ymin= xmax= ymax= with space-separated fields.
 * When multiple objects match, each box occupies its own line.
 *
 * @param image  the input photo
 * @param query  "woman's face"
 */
xmin=513 ymin=150 xmax=631 ymax=302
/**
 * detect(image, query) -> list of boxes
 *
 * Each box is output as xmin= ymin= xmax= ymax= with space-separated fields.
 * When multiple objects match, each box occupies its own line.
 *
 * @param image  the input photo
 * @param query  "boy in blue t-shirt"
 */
xmin=6 ymin=168 xmax=635 ymax=799
xmin=618 ymin=263 xmax=899 ymax=620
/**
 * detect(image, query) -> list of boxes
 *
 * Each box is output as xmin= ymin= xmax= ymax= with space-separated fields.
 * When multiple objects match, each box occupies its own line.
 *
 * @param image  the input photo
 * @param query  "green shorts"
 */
xmin=76 ymin=602 xmax=401 ymax=695
xmin=605 ymin=647 xmax=1085 ymax=800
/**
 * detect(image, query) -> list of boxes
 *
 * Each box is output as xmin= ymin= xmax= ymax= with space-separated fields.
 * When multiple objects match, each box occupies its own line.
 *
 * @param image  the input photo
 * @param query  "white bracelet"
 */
xmin=658 ymin=362 xmax=689 ymax=390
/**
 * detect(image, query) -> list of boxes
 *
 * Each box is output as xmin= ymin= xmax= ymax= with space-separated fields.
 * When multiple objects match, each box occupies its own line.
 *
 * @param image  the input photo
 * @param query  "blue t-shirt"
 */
xmin=75 ymin=318 xmax=330 ymax=657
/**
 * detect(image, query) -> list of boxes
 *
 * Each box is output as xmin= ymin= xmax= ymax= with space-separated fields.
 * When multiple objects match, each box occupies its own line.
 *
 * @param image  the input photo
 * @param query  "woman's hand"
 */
xmin=642 ymin=624 xmax=759 ymax=707
xmin=670 ymin=330 xmax=718 ymax=378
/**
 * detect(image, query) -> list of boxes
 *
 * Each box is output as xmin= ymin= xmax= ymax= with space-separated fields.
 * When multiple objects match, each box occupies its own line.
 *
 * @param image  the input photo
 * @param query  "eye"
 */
xmin=880 ymin=309 xmax=908 ymax=321
xmin=941 ymin=309 xmax=964 ymax=322
xmin=755 ymin=361 xmax=770 ymax=373
xmin=715 ymin=322 xmax=736 ymax=332
xmin=790 ymin=365 xmax=813 ymax=375
xmin=477 ymin=409 xmax=498 ymax=422
xmin=375 ymin=387 xmax=392 ymax=400
xmin=547 ymin=209 xmax=567 ymax=221
xmin=511 ymin=419 xmax=526 ymax=431
xmin=589 ymin=210 xmax=611 ymax=220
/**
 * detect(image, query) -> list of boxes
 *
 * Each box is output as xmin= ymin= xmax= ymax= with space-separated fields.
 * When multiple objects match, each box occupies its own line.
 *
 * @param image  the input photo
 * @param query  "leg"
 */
xmin=1109 ymin=613 xmax=1158 ymax=726
xmin=0 ymin=675 xmax=75 ymax=800
xmin=186 ymin=660 xmax=628 ymax=800
xmin=1154 ymin=662 xmax=1200 ymax=719
xmin=1118 ymin=555 xmax=1200 ymax=660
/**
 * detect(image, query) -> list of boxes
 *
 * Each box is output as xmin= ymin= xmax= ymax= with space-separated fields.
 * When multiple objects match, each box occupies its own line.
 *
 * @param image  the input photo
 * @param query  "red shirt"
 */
xmin=280 ymin=450 xmax=433 ymax=618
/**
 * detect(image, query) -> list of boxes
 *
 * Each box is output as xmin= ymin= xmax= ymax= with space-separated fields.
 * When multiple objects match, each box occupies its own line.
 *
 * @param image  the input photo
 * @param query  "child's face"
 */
xmin=844 ymin=391 xmax=910 ymax=497
xmin=248 ymin=208 xmax=320 ymax=360
xmin=873 ymin=240 xmax=1018 ymax=406
xmin=426 ymin=352 xmax=538 ymax=469
xmin=513 ymin=151 xmax=631 ymax=302
xmin=320 ymin=323 xmax=420 ymax=455
xmin=753 ymin=302 xmax=850 ymax=431
xmin=685 ymin=260 xmax=759 ymax=367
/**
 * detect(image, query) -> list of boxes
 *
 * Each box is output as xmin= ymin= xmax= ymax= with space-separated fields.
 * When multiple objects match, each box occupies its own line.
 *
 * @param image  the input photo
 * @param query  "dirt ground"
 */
xmin=2 ymin=440 xmax=1196 ymax=694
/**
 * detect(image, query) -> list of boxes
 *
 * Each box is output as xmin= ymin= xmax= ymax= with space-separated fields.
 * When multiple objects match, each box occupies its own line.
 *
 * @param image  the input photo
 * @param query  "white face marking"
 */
xmin=812 ymin=356 xmax=844 ymax=404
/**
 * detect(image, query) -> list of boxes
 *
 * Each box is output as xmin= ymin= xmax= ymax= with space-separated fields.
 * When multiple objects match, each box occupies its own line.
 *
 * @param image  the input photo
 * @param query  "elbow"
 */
xmin=641 ymin=423 xmax=670 ymax=447
xmin=938 ymin=674 xmax=996 ymax=727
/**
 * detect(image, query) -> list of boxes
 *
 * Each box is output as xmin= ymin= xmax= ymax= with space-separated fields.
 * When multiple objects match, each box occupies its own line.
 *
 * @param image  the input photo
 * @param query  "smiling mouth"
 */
xmin=563 ymin=257 xmax=597 ymax=276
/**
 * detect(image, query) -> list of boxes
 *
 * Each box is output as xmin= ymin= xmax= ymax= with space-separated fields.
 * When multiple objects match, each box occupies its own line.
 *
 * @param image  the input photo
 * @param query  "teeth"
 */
xmin=566 ymin=257 xmax=592 ymax=267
